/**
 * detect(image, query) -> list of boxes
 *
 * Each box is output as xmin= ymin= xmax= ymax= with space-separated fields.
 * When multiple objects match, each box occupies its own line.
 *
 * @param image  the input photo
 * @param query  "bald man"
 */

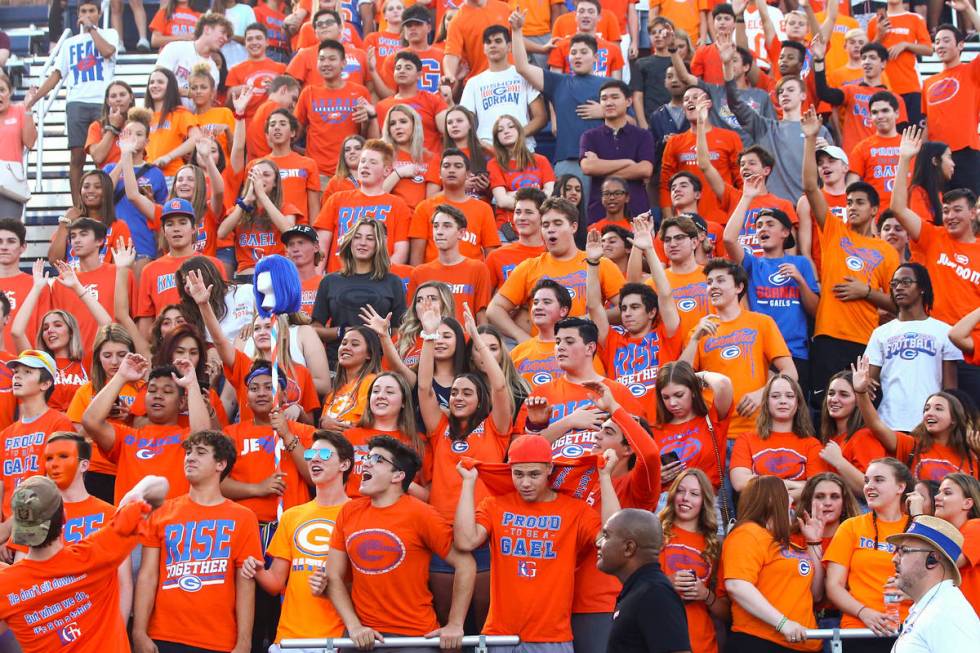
xmin=597 ymin=509 xmax=691 ymax=653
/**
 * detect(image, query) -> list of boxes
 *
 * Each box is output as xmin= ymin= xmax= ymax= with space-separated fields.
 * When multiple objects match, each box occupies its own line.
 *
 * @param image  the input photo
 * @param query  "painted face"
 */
xmin=45 ymin=439 xmax=81 ymax=490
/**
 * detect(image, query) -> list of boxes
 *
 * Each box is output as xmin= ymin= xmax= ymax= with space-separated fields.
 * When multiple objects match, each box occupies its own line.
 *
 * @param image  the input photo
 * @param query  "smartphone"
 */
xmin=660 ymin=451 xmax=680 ymax=466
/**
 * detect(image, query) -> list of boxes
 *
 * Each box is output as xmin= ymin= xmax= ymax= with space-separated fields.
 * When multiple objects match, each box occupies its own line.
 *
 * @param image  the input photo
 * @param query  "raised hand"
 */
xmin=800 ymin=106 xmax=823 ymax=139
xmin=585 ymin=228 xmax=603 ymax=260
xmin=118 ymin=136 xmax=137 ymax=156
xmin=171 ymin=357 xmax=199 ymax=389
xmin=54 ymin=259 xmax=83 ymax=293
xmin=508 ymin=9 xmax=526 ymax=30
xmin=898 ymin=125 xmax=923 ymax=160
xmin=359 ymin=305 xmax=392 ymax=337
xmin=420 ymin=302 xmax=442 ymax=335
xmin=809 ymin=33 xmax=827 ymax=60
xmin=582 ymin=380 xmax=618 ymax=414
xmin=30 ymin=259 xmax=49 ymax=290
xmin=456 ymin=459 xmax=480 ymax=481
xmin=232 ymin=86 xmax=254 ymax=116
xmin=112 ymin=238 xmax=137 ymax=268
xmin=567 ymin=405 xmax=607 ymax=431
xmin=183 ymin=268 xmax=213 ymax=306
xmin=525 ymin=395 xmax=551 ymax=426
xmin=462 ymin=301 xmax=480 ymax=340
xmin=119 ymin=353 xmax=150 ymax=383
xmin=108 ymin=105 xmax=126 ymax=129
xmin=797 ymin=509 xmax=825 ymax=543
xmin=248 ymin=167 xmax=267 ymax=199
xmin=850 ymin=356 xmax=871 ymax=393
xmin=632 ymin=214 xmax=654 ymax=251
xmin=742 ymin=173 xmax=766 ymax=199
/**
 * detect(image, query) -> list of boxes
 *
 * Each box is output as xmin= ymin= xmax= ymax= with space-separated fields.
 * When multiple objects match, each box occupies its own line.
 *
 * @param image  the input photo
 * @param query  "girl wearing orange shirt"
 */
xmin=932 ymin=472 xmax=980 ymax=614
xmin=188 ymin=64 xmax=237 ymax=164
xmin=321 ymin=326 xmax=383 ymax=431
xmin=418 ymin=302 xmax=512 ymax=631
xmin=149 ymin=0 xmax=201 ymax=49
xmin=10 ymin=261 xmax=112 ymax=412
xmin=381 ymin=104 xmax=435 ymax=210
xmin=324 ymin=135 xmax=365 ymax=197
xmin=659 ymin=468 xmax=731 ymax=653
xmin=488 ymin=115 xmax=555 ymax=225
xmin=87 ymin=80 xmax=135 ymax=168
xmin=48 ymin=170 xmax=131 ymax=266
xmin=730 ymin=375 xmax=828 ymax=503
xmin=853 ymin=356 xmax=979 ymax=482
xmin=722 ymin=475 xmax=823 ymax=652
xmin=554 ymin=173 xmax=588 ymax=247
xmin=466 ymin=324 xmax=529 ymax=422
xmin=817 ymin=370 xmax=888 ymax=495
xmin=392 ymin=280 xmax=456 ymax=375
xmin=907 ymin=140 xmax=955 ymax=226
xmin=442 ymin=106 xmax=490 ymax=199
xmin=876 ymin=211 xmax=910 ymax=264
xmin=144 ymin=68 xmax=200 ymax=178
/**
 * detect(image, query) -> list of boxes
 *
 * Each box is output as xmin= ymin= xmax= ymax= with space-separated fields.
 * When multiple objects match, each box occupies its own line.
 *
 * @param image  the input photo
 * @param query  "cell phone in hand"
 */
xmin=660 ymin=451 xmax=680 ymax=466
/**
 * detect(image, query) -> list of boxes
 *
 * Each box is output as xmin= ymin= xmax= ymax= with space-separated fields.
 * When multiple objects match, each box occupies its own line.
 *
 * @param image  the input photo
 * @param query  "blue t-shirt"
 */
xmin=741 ymin=254 xmax=819 ymax=359
xmin=103 ymin=162 xmax=168 ymax=258
xmin=542 ymin=70 xmax=604 ymax=161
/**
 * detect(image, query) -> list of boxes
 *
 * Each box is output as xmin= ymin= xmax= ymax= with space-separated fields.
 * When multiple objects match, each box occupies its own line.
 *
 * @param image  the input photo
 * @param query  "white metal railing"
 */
xmin=280 ymin=635 xmax=520 ymax=652
xmin=807 ymin=628 xmax=879 ymax=653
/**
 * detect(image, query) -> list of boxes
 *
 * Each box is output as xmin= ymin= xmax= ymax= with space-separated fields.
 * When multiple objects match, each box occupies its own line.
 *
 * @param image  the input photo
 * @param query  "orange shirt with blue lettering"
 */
xmin=730 ymin=430 xmax=829 ymax=481
xmin=600 ymin=324 xmax=681 ymax=422
xmin=134 ymin=253 xmax=226 ymax=318
xmin=0 ymin=408 xmax=72 ymax=518
xmin=232 ymin=203 xmax=302 ymax=273
xmin=653 ymin=407 xmax=730 ymax=489
xmin=104 ymin=422 xmax=190 ymax=504
xmin=66 ymin=380 xmax=142 ymax=475
xmin=487 ymin=154 xmax=556 ymax=226
xmin=313 ymin=189 xmax=412 ymax=272
xmin=547 ymin=36 xmax=624 ymax=77
xmin=295 ymin=82 xmax=372 ymax=176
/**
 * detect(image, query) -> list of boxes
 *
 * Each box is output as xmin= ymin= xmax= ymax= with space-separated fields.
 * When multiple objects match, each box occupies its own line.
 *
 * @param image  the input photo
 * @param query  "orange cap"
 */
xmin=508 ymin=435 xmax=554 ymax=464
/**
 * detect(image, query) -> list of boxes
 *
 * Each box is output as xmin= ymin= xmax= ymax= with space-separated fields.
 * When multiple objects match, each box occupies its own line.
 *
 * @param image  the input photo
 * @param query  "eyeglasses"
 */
xmin=889 ymin=278 xmax=917 ymax=288
xmin=601 ymin=190 xmax=627 ymax=197
xmin=304 ymin=448 xmax=334 ymax=461
xmin=364 ymin=452 xmax=399 ymax=469
xmin=315 ymin=19 xmax=338 ymax=27
xmin=894 ymin=545 xmax=933 ymax=557
xmin=661 ymin=234 xmax=693 ymax=244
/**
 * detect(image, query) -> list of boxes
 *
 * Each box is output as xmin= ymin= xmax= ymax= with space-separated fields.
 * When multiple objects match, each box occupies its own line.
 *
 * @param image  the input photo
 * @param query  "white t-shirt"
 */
xmin=459 ymin=65 xmax=541 ymax=147
xmin=865 ymin=316 xmax=963 ymax=431
xmin=156 ymin=40 xmax=220 ymax=110
xmin=742 ymin=6 xmax=785 ymax=71
xmin=893 ymin=580 xmax=980 ymax=653
xmin=57 ymin=28 xmax=119 ymax=104
xmin=220 ymin=3 xmax=256 ymax=68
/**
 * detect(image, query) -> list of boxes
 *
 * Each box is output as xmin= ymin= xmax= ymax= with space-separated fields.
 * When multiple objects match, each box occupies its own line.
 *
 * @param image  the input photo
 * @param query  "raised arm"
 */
xmin=801 ymin=107 xmax=829 ymax=230
xmin=251 ymin=166 xmax=296 ymax=233
xmin=851 ymin=356 xmax=898 ymax=453
xmin=811 ymin=36 xmax=845 ymax=106
xmin=464 ymin=303 xmax=513 ymax=433
xmin=702 ymin=371 xmax=734 ymax=419
xmin=82 ymin=353 xmax=148 ymax=453
xmin=184 ymin=268 xmax=237 ymax=367
xmin=111 ymin=239 xmax=151 ymax=358
xmin=196 ymin=137 xmax=225 ymax=216
xmin=172 ymin=357 xmax=211 ymax=434
xmin=723 ymin=184 xmax=755 ymax=265
xmin=950 ymin=307 xmax=980 ymax=358
xmin=585 ymin=230 xmax=611 ymax=346
xmin=509 ymin=10 xmax=545 ymax=92
xmin=52 ymin=260 xmax=112 ymax=327
xmin=416 ymin=304 xmax=448 ymax=435
xmin=118 ymin=138 xmax=156 ymax=220
xmin=360 ymin=305 xmax=418 ymax=386
xmin=10 ymin=259 xmax=48 ymax=351
xmin=453 ymin=463 xmax=490 ymax=551
xmin=888 ymin=126 xmax=925 ymax=240
xmin=694 ymin=96 xmax=728 ymax=202
xmin=635 ymin=214 xmax=679 ymax=336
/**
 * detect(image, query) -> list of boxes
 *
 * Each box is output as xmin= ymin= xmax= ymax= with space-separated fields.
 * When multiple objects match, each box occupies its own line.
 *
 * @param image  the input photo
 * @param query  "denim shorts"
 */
xmin=430 ymin=543 xmax=491 ymax=573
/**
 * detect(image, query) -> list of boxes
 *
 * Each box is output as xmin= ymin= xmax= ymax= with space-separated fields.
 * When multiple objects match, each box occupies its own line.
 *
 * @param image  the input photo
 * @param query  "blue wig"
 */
xmin=253 ymin=255 xmax=302 ymax=318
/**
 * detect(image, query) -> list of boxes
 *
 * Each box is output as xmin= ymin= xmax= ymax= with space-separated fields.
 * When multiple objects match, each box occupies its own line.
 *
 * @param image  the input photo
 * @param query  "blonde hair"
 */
xmin=491 ymin=115 xmax=534 ymax=171
xmin=382 ymin=104 xmax=425 ymax=163
xmin=659 ymin=468 xmax=721 ymax=567
xmin=37 ymin=310 xmax=85 ymax=362
xmin=396 ymin=281 xmax=455 ymax=359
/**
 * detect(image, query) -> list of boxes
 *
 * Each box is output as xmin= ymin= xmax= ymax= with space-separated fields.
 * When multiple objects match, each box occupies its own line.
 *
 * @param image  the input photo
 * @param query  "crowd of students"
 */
xmin=1 ymin=0 xmax=980 ymax=651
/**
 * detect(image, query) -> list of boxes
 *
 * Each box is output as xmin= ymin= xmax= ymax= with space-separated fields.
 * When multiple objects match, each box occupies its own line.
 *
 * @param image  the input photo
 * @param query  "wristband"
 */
xmin=776 ymin=616 xmax=788 ymax=633
xmin=236 ymin=198 xmax=255 ymax=213
xmin=420 ymin=331 xmax=439 ymax=341
xmin=105 ymin=125 xmax=120 ymax=135
xmin=586 ymin=258 xmax=600 ymax=266
xmin=524 ymin=418 xmax=549 ymax=433
xmin=806 ymin=540 xmax=823 ymax=547
xmin=854 ymin=389 xmax=867 ymax=394
xmin=813 ymin=57 xmax=825 ymax=63
xmin=865 ymin=283 xmax=872 ymax=299
xmin=234 ymin=112 xmax=247 ymax=120
xmin=857 ymin=606 xmax=867 ymax=620
xmin=283 ymin=436 xmax=300 ymax=452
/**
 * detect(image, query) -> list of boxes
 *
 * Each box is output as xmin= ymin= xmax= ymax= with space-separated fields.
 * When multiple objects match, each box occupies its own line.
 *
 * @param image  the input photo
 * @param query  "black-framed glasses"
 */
xmin=894 ymin=546 xmax=932 ymax=557
xmin=889 ymin=278 xmax=916 ymax=289
xmin=315 ymin=19 xmax=338 ymax=27
xmin=662 ymin=234 xmax=694 ymax=244
xmin=364 ymin=452 xmax=399 ymax=469
xmin=601 ymin=190 xmax=627 ymax=197
xmin=304 ymin=448 xmax=334 ymax=461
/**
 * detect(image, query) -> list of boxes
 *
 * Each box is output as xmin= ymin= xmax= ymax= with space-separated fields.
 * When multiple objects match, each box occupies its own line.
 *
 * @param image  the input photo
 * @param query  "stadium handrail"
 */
xmin=806 ymin=628 xmax=880 ymax=653
xmin=279 ymin=635 xmax=520 ymax=652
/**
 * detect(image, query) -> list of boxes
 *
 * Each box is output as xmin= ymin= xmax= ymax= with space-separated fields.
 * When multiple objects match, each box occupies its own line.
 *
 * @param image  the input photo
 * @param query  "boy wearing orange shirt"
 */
xmin=691 ymin=4 xmax=736 ymax=85
xmin=313 ymin=139 xmax=411 ymax=270
xmin=134 ymin=430 xmax=262 ymax=653
xmin=848 ymin=91 xmax=903 ymax=206
xmin=453 ymin=434 xmax=609 ymax=651
xmin=82 ymin=354 xmax=210 ymax=504
xmin=407 ymin=204 xmax=494 ymax=324
xmin=0 ymin=219 xmax=41 ymax=353
xmin=295 ymin=39 xmax=377 ymax=179
xmin=246 ymin=74 xmax=301 ymax=160
xmin=653 ymin=0 xmax=709 ymax=53
xmin=510 ymin=279 xmax=574 ymax=386
xmin=241 ymin=431 xmax=354 ymax=647
xmin=679 ymin=258 xmax=795 ymax=440
xmin=326 ymin=436 xmax=474 ymax=649
xmin=377 ymin=6 xmax=446 ymax=95
xmin=260 ymin=108 xmax=321 ymax=224
xmin=553 ymin=1 xmax=622 ymax=42
xmin=486 ymin=187 xmax=547 ymax=290
xmin=442 ymin=0 xmax=512 ymax=85
xmin=0 ymin=350 xmax=72 ymax=519
xmin=489 ymin=198 xmax=625 ymax=343
xmin=375 ymin=51 xmax=450 ymax=157
xmin=226 ymin=23 xmax=288 ymax=121
xmin=548 ymin=0 xmax=626 ymax=78
xmin=867 ymin=0 xmax=932 ymax=127
xmin=922 ymin=9 xmax=980 ymax=195
xmin=408 ymin=149 xmax=500 ymax=265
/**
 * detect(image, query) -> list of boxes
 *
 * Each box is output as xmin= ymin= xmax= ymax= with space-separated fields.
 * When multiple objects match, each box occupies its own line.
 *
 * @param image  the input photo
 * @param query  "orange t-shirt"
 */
xmin=691 ymin=311 xmax=791 ymax=438
xmin=834 ymin=83 xmax=909 ymax=156
xmin=194 ymin=107 xmax=237 ymax=162
xmin=299 ymin=274 xmax=323 ymax=317
xmin=650 ymin=0 xmax=708 ymax=42
xmin=49 ymin=358 xmax=89 ymax=413
xmin=141 ymin=495 xmax=263 ymax=651
xmin=247 ymin=99 xmax=278 ymax=159
xmin=135 ymin=254 xmax=226 ymax=318
xmin=388 ymin=148 xmax=441 ymax=210
xmin=824 ymin=512 xmax=912 ymax=629
xmin=893 ymin=432 xmax=979 ymax=482
xmin=1 ymin=273 xmax=43 ymax=353
xmin=147 ymin=107 xmax=197 ymax=177
xmin=104 ymin=422 xmax=190 ymax=505
xmin=266 ymin=499 xmax=347 ymax=641
xmin=498 ymin=251 xmax=626 ymax=321
xmin=251 ymin=152 xmax=320 ymax=224
xmin=225 ymin=349 xmax=320 ymax=422
xmin=409 ymin=194 xmax=501 ymax=262
xmin=424 ymin=415 xmax=511 ymax=521
xmin=225 ymin=58 xmax=287 ymax=120
xmin=909 ymin=220 xmax=980 ymax=326
xmin=661 ymin=525 xmax=724 ymax=653
xmin=313 ymin=189 xmax=412 ymax=271
xmin=518 ymin=0 xmax=566 ymax=36
xmin=730 ymin=430 xmax=829 ymax=481
xmin=830 ymin=427 xmax=887 ymax=475
xmin=848 ymin=133 xmax=903 ymax=205
xmin=485 ymin=242 xmax=546 ymax=290
xmin=295 ymin=82 xmax=372 ymax=176
xmin=0 ymin=408 xmax=72 ymax=518
xmin=729 ymin=193 xmax=801 ymax=258
xmin=66 ymin=380 xmax=142 ymax=475
xmin=509 ymin=336 xmax=607 ymax=387
xmin=324 ymin=174 xmax=358 ymax=197
xmin=379 ymin=45 xmax=446 ymax=95
xmin=867 ymin=13 xmax=931 ymax=94
xmin=551 ymin=11 xmax=621 ymax=41
xmin=85 ymin=121 xmax=121 ymax=165
xmin=820 ymin=11 xmax=860 ymax=73
xmin=723 ymin=522 xmax=820 ymax=651
xmin=654 ymin=407 xmax=730 ymax=489
xmin=959 ymin=518 xmax=980 ymax=616
xmin=921 ymin=57 xmax=980 ymax=153
xmin=324 ymin=375 xmax=376 ymax=427
xmin=231 ymin=204 xmax=302 ymax=273
xmin=659 ymin=129 xmax=743 ymax=221
xmin=376 ymin=91 xmax=448 ymax=158
xmin=653 ymin=266 xmax=710 ymax=346
xmin=330 ymin=495 xmax=452 ymax=635
xmin=600 ymin=324 xmax=681 ymax=423
xmin=814 ymin=214 xmax=900 ymax=344
xmin=406 ymin=258 xmax=494 ymax=323
xmin=0 ymin=505 xmax=141 ymax=653
xmin=486 ymin=154 xmax=556 ymax=226
xmin=476 ymin=491 xmax=601 ymax=642
xmin=547 ymin=36 xmax=625 ymax=77
xmin=46 ymin=263 xmax=136 ymax=351
xmin=342 ymin=425 xmax=416 ymax=497
xmin=443 ymin=0 xmax=513 ymax=80
xmin=224 ymin=420 xmax=316 ymax=523
xmin=149 ymin=5 xmax=201 ymax=37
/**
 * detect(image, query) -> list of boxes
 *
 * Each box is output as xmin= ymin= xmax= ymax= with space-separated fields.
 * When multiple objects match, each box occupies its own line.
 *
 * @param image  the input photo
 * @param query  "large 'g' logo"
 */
xmin=347 ymin=529 xmax=406 ymax=574
xmin=927 ymin=77 xmax=959 ymax=105
xmin=294 ymin=518 xmax=336 ymax=556
xmin=753 ymin=448 xmax=807 ymax=479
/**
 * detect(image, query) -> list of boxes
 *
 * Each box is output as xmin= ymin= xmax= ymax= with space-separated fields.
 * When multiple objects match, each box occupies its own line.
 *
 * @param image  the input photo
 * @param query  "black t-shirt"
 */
xmin=311 ymin=271 xmax=407 ymax=360
xmin=607 ymin=562 xmax=691 ymax=653
xmin=630 ymin=54 xmax=672 ymax=121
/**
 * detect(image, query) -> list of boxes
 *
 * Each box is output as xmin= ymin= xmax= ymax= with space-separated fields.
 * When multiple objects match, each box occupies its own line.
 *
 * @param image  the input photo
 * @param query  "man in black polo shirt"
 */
xmin=598 ymin=508 xmax=691 ymax=653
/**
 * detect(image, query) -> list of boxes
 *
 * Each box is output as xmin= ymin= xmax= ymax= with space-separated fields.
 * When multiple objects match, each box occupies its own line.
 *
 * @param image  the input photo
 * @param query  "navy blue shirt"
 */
xmin=542 ymin=69 xmax=604 ymax=161
xmin=741 ymin=253 xmax=820 ymax=360
xmin=608 ymin=561 xmax=691 ymax=653
xmin=580 ymin=122 xmax=655 ymax=221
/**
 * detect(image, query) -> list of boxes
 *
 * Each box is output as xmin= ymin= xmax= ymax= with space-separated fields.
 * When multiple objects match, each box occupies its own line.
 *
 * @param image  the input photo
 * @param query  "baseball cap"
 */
xmin=887 ymin=515 xmax=964 ymax=586
xmin=816 ymin=145 xmax=849 ymax=168
xmin=8 ymin=349 xmax=57 ymax=379
xmin=160 ymin=198 xmax=195 ymax=222
xmin=11 ymin=476 xmax=64 ymax=547
xmin=756 ymin=208 xmax=796 ymax=249
xmin=401 ymin=5 xmax=432 ymax=26
xmin=508 ymin=435 xmax=553 ymax=464
xmin=281 ymin=224 xmax=319 ymax=244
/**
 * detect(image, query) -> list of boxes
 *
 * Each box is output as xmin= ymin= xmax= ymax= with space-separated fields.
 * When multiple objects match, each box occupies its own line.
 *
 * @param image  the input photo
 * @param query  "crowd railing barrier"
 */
xmin=280 ymin=635 xmax=520 ymax=652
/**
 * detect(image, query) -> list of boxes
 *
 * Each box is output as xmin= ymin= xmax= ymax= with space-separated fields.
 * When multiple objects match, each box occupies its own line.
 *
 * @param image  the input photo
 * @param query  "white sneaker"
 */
xmin=137 ymin=38 xmax=151 ymax=53
xmin=117 ymin=41 xmax=126 ymax=54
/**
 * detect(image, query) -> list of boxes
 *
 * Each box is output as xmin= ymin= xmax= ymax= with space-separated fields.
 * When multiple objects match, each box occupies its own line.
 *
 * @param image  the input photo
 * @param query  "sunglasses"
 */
xmin=304 ymin=448 xmax=334 ymax=461
xmin=363 ymin=452 xmax=399 ymax=469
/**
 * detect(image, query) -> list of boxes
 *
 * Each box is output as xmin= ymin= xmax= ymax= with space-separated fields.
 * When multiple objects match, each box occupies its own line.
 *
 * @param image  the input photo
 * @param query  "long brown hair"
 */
xmin=491 ymin=114 xmax=533 ymax=171
xmin=655 ymin=361 xmax=710 ymax=426
xmin=77 ymin=170 xmax=117 ymax=227
xmin=153 ymin=324 xmax=209 ymax=380
xmin=99 ymin=80 xmax=135 ymax=128
xmin=736 ymin=475 xmax=792 ymax=549
xmin=240 ymin=158 xmax=284 ymax=228
xmin=358 ymin=372 xmax=421 ymax=451
xmin=90 ymin=324 xmax=135 ymax=392
xmin=176 ymin=256 xmax=230 ymax=334
xmin=756 ymin=374 xmax=815 ymax=439
xmin=337 ymin=218 xmax=391 ymax=280
xmin=793 ymin=472 xmax=860 ymax=536
xmin=909 ymin=392 xmax=976 ymax=475
xmin=660 ymin=468 xmax=721 ymax=565
xmin=942 ymin=473 xmax=980 ymax=520
xmin=818 ymin=370 xmax=864 ymax=444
